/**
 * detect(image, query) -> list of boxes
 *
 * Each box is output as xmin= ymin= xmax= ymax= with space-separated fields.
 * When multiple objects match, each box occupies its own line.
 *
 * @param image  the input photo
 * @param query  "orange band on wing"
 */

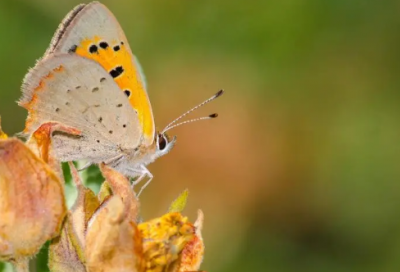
xmin=22 ymin=65 xmax=64 ymax=133
xmin=74 ymin=36 xmax=154 ymax=144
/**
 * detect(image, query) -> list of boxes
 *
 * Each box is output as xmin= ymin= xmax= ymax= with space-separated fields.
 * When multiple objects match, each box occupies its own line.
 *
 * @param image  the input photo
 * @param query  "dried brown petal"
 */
xmin=0 ymin=138 xmax=66 ymax=261
xmin=69 ymin=162 xmax=100 ymax=249
xmin=85 ymin=196 xmax=144 ymax=272
xmin=10 ymin=258 xmax=29 ymax=272
xmin=49 ymin=163 xmax=100 ymax=271
xmin=48 ymin=215 xmax=86 ymax=272
xmin=100 ymin=164 xmax=140 ymax=222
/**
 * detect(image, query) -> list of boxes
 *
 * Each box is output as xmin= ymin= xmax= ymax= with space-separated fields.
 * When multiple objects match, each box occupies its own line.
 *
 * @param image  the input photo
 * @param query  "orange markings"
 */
xmin=32 ymin=66 xmax=62 ymax=94
xmin=53 ymin=65 xmax=64 ymax=72
xmin=34 ymin=79 xmax=46 ymax=92
xmin=30 ymin=122 xmax=81 ymax=163
xmin=23 ymin=72 xmax=52 ymax=110
xmin=22 ymin=94 xmax=39 ymax=132
xmin=23 ymin=115 xmax=35 ymax=133
xmin=22 ymin=66 xmax=66 ymax=132
xmin=179 ymin=235 xmax=204 ymax=272
xmin=75 ymin=36 xmax=154 ymax=144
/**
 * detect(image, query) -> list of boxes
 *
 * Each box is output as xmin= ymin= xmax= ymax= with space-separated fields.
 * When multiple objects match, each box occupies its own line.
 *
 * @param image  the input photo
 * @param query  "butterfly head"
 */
xmin=155 ymin=132 xmax=176 ymax=157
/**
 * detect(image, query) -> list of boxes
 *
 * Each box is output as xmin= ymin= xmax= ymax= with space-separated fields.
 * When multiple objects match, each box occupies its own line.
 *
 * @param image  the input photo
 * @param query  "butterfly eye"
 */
xmin=158 ymin=134 xmax=167 ymax=151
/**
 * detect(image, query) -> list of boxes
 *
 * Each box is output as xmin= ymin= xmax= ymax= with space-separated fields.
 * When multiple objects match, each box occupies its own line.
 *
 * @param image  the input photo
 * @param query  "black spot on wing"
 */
xmin=89 ymin=44 xmax=98 ymax=53
xmin=109 ymin=66 xmax=124 ymax=78
xmin=68 ymin=45 xmax=77 ymax=53
xmin=113 ymin=45 xmax=120 ymax=51
xmin=124 ymin=90 xmax=131 ymax=97
xmin=99 ymin=42 xmax=109 ymax=49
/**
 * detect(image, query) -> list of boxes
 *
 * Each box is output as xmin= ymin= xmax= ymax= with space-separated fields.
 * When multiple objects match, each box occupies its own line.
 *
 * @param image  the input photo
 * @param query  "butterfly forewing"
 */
xmin=45 ymin=1 xmax=155 ymax=146
xmin=20 ymin=54 xmax=141 ymax=162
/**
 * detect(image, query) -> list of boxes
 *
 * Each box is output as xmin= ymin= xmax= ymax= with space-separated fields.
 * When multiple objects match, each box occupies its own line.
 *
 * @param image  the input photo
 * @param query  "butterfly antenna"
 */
xmin=162 ymin=90 xmax=224 ymax=133
xmin=162 ymin=114 xmax=218 ymax=133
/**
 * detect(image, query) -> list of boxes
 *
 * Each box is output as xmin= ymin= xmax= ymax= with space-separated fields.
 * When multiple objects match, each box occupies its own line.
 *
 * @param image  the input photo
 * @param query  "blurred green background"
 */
xmin=1 ymin=0 xmax=400 ymax=271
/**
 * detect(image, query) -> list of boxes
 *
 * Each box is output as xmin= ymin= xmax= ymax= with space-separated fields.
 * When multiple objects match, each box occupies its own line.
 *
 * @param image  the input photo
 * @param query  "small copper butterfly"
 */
xmin=19 ymin=2 xmax=223 ymax=195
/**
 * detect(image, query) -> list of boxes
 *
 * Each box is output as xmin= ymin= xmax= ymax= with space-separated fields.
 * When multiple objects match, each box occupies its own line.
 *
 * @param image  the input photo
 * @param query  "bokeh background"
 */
xmin=1 ymin=0 xmax=400 ymax=271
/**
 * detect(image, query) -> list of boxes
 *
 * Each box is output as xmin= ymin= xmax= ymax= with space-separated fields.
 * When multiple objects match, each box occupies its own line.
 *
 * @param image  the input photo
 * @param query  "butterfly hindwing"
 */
xmin=45 ymin=1 xmax=155 ymax=146
xmin=19 ymin=54 xmax=141 ymax=162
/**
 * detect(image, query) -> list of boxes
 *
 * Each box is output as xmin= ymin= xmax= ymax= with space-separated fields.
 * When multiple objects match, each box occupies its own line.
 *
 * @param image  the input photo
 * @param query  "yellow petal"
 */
xmin=98 ymin=180 xmax=113 ymax=203
xmin=85 ymin=196 xmax=144 ymax=272
xmin=0 ymin=138 xmax=66 ymax=261
xmin=168 ymin=189 xmax=189 ymax=213
xmin=138 ymin=213 xmax=195 ymax=272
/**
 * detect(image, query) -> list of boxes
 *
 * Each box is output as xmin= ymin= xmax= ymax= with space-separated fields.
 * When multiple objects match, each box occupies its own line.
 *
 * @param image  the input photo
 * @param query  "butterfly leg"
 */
xmin=77 ymin=161 xmax=92 ymax=171
xmin=104 ymin=154 xmax=125 ymax=166
xmin=132 ymin=165 xmax=153 ymax=197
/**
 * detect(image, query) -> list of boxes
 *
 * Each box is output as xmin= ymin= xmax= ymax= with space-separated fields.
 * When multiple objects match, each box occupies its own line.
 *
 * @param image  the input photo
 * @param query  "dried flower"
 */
xmin=0 ymin=118 xmax=205 ymax=272
xmin=0 ymin=138 xmax=66 ymax=267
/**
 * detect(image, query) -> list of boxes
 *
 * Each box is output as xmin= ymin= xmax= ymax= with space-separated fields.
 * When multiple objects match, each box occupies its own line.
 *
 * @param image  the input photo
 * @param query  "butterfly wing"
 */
xmin=45 ymin=2 xmax=155 ymax=146
xmin=19 ymin=54 xmax=141 ymax=163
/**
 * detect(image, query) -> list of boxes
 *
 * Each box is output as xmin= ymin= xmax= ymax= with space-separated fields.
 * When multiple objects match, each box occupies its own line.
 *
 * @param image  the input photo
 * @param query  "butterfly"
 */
xmin=19 ymin=2 xmax=223 ymax=195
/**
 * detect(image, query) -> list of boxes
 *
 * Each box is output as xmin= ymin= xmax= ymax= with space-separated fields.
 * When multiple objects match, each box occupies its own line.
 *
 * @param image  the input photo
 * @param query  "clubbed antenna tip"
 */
xmin=162 ymin=89 xmax=224 ymax=134
xmin=215 ymin=89 xmax=224 ymax=98
xmin=209 ymin=113 xmax=218 ymax=118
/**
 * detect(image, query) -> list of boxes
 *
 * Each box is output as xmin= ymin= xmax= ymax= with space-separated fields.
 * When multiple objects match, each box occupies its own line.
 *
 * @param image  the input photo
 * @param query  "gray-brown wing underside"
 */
xmin=19 ymin=54 xmax=141 ymax=163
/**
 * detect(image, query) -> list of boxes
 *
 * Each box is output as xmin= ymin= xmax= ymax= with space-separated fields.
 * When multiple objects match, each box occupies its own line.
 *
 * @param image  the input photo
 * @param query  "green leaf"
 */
xmin=168 ymin=189 xmax=189 ymax=213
